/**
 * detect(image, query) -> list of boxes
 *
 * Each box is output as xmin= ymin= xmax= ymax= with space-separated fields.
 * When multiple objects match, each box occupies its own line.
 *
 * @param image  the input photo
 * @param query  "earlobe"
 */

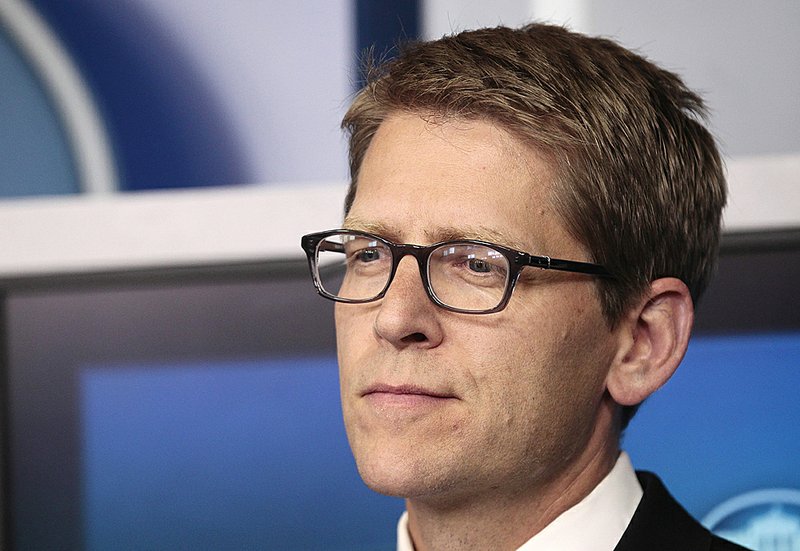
xmin=606 ymin=278 xmax=694 ymax=407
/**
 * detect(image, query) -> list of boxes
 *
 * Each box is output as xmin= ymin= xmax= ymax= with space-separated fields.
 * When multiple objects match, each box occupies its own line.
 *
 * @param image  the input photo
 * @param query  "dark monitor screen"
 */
xmin=2 ymin=230 xmax=799 ymax=550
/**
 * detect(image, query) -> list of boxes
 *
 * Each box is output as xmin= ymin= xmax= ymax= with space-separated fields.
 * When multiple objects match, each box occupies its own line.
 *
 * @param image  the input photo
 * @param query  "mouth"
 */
xmin=362 ymin=383 xmax=457 ymax=411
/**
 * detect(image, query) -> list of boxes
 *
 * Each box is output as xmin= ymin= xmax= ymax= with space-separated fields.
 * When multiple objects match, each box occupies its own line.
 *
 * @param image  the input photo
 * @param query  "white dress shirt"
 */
xmin=396 ymin=451 xmax=643 ymax=551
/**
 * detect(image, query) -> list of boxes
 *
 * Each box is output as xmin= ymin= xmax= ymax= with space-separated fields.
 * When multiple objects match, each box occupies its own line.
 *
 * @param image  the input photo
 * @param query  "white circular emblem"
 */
xmin=702 ymin=488 xmax=800 ymax=550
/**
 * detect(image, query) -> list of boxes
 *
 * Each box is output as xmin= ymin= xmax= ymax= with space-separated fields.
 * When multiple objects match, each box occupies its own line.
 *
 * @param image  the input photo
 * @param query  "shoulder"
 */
xmin=615 ymin=471 xmax=751 ymax=551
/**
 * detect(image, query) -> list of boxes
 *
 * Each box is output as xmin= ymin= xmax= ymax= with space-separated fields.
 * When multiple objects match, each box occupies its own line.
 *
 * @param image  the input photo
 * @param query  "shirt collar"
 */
xmin=396 ymin=451 xmax=642 ymax=551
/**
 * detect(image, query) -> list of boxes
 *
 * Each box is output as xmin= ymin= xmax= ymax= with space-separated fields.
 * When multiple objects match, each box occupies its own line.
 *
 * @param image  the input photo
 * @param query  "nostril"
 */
xmin=403 ymin=332 xmax=427 ymax=343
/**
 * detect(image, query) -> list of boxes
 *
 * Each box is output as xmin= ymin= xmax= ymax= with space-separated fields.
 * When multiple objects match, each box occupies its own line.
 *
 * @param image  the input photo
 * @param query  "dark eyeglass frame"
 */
xmin=301 ymin=229 xmax=614 ymax=314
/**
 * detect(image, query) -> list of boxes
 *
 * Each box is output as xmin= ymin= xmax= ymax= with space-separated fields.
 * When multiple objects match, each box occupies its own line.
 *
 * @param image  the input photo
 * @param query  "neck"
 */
xmin=406 ymin=401 xmax=620 ymax=551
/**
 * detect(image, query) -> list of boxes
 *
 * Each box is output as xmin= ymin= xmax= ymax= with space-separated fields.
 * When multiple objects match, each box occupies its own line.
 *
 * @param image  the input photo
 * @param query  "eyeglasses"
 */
xmin=301 ymin=229 xmax=613 ymax=314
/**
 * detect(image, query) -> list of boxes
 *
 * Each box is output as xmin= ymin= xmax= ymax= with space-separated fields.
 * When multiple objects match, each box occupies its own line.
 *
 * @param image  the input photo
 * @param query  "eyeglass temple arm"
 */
xmin=521 ymin=255 xmax=613 ymax=278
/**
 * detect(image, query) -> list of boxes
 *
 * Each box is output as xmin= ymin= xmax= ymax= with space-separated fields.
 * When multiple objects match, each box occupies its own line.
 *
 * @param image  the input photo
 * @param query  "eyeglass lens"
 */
xmin=314 ymin=232 xmax=511 ymax=312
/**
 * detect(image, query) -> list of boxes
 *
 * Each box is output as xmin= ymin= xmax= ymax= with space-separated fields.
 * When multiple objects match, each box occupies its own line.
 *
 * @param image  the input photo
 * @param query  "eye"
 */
xmin=344 ymin=240 xmax=391 ymax=270
xmin=355 ymin=248 xmax=382 ymax=263
xmin=434 ymin=244 xmax=508 ymax=279
xmin=467 ymin=258 xmax=492 ymax=273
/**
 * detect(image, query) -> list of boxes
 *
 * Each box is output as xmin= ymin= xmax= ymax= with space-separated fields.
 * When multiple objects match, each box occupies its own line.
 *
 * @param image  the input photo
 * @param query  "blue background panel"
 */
xmin=625 ymin=333 xmax=800 ymax=520
xmin=82 ymin=357 xmax=403 ymax=551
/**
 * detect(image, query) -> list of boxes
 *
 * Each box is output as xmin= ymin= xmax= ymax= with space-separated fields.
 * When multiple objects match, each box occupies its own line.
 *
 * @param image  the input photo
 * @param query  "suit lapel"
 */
xmin=615 ymin=471 xmax=713 ymax=551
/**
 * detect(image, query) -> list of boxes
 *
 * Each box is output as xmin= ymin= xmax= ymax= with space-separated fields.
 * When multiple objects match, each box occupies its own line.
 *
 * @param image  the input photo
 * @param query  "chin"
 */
xmin=353 ymin=446 xmax=422 ymax=497
xmin=351 ymin=439 xmax=442 ymax=497
xmin=352 ymin=441 xmax=466 ymax=503
xmin=343 ymin=406 xmax=466 ymax=499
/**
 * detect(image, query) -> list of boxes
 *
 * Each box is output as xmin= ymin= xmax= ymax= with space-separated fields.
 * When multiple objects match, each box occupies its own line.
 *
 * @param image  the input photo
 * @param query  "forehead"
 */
xmin=347 ymin=113 xmax=577 ymax=255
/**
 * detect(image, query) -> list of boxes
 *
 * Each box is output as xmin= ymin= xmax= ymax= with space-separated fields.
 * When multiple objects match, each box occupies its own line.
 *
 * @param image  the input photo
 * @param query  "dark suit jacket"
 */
xmin=615 ymin=471 xmax=750 ymax=550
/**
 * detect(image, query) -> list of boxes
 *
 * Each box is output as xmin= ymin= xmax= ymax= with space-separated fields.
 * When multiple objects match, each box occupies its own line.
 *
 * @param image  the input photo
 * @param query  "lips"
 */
xmin=363 ymin=383 xmax=455 ymax=399
xmin=361 ymin=383 xmax=457 ymax=412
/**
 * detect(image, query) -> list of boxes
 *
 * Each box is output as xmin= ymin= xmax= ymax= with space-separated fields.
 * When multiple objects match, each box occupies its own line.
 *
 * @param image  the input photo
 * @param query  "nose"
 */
xmin=373 ymin=255 xmax=444 ymax=349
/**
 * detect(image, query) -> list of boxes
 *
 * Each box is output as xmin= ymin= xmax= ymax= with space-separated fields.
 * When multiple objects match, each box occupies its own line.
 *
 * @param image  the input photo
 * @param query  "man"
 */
xmin=302 ymin=23 xmax=747 ymax=550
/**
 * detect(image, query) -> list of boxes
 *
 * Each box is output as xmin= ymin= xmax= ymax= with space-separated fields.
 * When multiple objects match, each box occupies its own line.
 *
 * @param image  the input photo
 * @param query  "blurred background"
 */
xmin=1 ymin=1 xmax=799 ymax=550
xmin=2 ymin=0 xmax=799 ymax=198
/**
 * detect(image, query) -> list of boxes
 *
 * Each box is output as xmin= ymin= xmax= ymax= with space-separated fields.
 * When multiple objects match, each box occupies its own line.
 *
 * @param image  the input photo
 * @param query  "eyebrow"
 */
xmin=342 ymin=216 xmax=533 ymax=253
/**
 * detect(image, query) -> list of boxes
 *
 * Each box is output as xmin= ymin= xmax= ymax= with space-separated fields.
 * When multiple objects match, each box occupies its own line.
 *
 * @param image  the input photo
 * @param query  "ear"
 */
xmin=606 ymin=278 xmax=694 ymax=407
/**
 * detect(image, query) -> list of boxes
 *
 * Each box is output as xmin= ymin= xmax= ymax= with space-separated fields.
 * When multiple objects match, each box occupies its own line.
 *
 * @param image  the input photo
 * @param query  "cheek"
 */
xmin=468 ymin=285 xmax=612 ymax=420
xmin=335 ymin=306 xmax=370 ymax=388
xmin=457 ymin=322 xmax=545 ymax=432
xmin=541 ymin=303 xmax=615 ymax=419
xmin=335 ymin=305 xmax=369 ymax=352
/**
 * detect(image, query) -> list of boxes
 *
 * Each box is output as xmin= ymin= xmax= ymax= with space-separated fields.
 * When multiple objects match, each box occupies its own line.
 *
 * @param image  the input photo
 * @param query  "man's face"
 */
xmin=336 ymin=112 xmax=619 ymax=505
